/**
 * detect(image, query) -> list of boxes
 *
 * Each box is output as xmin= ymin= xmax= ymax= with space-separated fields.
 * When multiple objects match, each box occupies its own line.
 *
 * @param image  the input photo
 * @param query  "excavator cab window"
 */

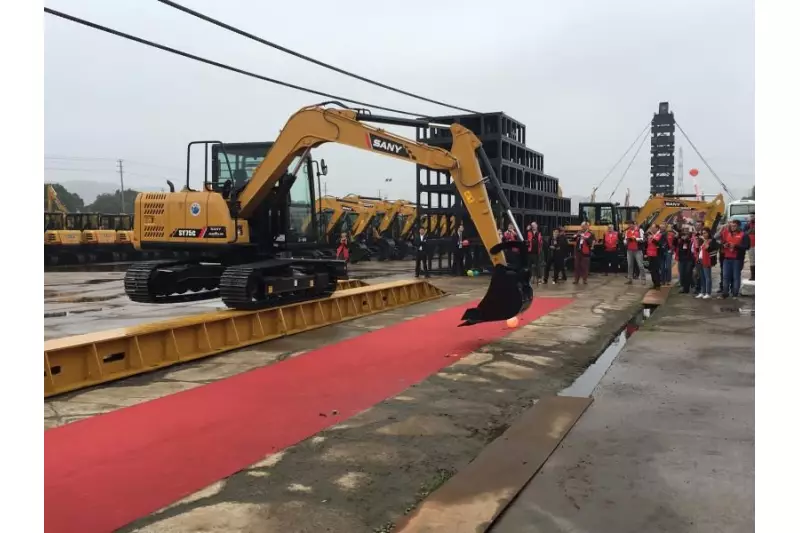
xmin=44 ymin=213 xmax=63 ymax=231
xmin=599 ymin=206 xmax=615 ymax=227
xmin=318 ymin=208 xmax=335 ymax=239
xmin=210 ymin=142 xmax=274 ymax=194
xmin=370 ymin=212 xmax=386 ymax=236
xmin=394 ymin=214 xmax=407 ymax=238
xmin=579 ymin=204 xmax=597 ymax=224
xmin=286 ymin=157 xmax=316 ymax=243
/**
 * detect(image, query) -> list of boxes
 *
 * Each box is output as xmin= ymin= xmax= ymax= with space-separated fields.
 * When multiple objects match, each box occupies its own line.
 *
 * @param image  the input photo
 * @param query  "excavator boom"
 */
xmin=239 ymin=105 xmax=531 ymax=324
xmin=237 ymin=105 xmax=515 ymax=268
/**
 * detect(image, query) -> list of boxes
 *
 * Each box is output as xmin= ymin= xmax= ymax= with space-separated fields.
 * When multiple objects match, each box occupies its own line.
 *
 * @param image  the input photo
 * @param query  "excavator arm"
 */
xmin=237 ymin=103 xmax=531 ymax=324
xmin=237 ymin=104 xmax=514 ymax=267
xmin=46 ymin=184 xmax=70 ymax=214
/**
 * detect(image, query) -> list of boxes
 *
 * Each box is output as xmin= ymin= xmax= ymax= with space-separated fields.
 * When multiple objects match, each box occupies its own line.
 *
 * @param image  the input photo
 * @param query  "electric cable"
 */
xmin=675 ymin=121 xmax=735 ymax=199
xmin=157 ymin=0 xmax=480 ymax=114
xmin=593 ymin=121 xmax=651 ymax=195
xmin=609 ymin=124 xmax=649 ymax=200
xmin=44 ymin=8 xmax=429 ymax=118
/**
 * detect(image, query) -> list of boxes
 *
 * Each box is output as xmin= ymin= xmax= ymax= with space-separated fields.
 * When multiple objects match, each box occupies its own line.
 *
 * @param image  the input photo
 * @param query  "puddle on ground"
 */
xmin=559 ymin=308 xmax=650 ymax=398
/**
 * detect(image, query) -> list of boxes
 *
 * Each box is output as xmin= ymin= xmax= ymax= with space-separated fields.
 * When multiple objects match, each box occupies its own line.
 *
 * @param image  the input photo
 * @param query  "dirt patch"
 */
xmin=122 ymin=296 xmax=642 ymax=533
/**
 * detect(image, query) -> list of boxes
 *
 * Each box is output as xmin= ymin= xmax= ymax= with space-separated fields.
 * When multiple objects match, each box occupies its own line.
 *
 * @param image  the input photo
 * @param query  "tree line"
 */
xmin=44 ymin=183 xmax=142 ymax=214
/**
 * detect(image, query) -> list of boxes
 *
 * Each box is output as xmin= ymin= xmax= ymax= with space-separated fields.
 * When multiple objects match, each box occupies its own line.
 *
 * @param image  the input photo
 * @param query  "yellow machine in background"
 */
xmin=68 ymin=213 xmax=117 ymax=245
xmin=126 ymin=103 xmax=532 ymax=325
xmin=99 ymin=214 xmax=135 ymax=245
xmin=44 ymin=184 xmax=82 ymax=246
xmin=635 ymin=193 xmax=725 ymax=231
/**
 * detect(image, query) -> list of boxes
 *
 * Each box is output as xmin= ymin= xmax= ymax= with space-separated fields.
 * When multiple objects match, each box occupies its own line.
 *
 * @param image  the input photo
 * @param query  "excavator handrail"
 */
xmin=235 ymin=104 xmax=518 ymax=266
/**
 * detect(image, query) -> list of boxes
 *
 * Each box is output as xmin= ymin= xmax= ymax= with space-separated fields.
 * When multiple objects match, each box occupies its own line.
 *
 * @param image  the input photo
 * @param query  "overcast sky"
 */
xmin=44 ymin=0 xmax=754 ymax=205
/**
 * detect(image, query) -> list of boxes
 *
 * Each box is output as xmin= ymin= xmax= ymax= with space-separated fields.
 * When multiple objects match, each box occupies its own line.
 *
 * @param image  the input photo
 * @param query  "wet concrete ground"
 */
xmin=490 ymin=276 xmax=755 ymax=533
xmin=44 ymin=261 xmax=648 ymax=532
xmin=43 ymin=261 xmax=418 ymax=340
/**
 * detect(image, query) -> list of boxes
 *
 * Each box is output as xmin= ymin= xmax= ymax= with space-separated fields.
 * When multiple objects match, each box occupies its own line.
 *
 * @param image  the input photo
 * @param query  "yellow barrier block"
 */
xmin=44 ymin=279 xmax=445 ymax=398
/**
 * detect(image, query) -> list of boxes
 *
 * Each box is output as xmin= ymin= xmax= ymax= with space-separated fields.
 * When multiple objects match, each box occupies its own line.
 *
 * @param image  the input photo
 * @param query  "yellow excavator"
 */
xmin=337 ymin=196 xmax=376 ymax=263
xmin=124 ymin=103 xmax=532 ymax=325
xmin=395 ymin=202 xmax=418 ymax=258
xmin=343 ymin=194 xmax=414 ymax=261
xmin=44 ymin=184 xmax=82 ymax=247
xmin=635 ymin=193 xmax=725 ymax=232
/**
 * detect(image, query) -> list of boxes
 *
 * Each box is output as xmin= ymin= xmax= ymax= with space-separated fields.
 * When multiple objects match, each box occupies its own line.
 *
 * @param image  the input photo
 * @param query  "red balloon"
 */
xmin=689 ymin=168 xmax=699 ymax=177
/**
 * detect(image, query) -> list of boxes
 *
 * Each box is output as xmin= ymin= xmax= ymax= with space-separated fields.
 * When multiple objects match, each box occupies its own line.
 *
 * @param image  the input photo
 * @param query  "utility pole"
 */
xmin=117 ymin=159 xmax=126 ymax=213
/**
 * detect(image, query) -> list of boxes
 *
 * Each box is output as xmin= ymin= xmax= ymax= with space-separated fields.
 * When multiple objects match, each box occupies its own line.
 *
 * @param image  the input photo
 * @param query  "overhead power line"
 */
xmin=674 ymin=121 xmax=734 ymax=199
xmin=609 ymin=126 xmax=649 ymax=200
xmin=44 ymin=155 xmax=118 ymax=162
xmin=157 ymin=0 xmax=479 ymax=115
xmin=44 ymin=8 xmax=428 ymax=118
xmin=593 ymin=121 xmax=651 ymax=194
xmin=45 ymin=156 xmax=183 ymax=172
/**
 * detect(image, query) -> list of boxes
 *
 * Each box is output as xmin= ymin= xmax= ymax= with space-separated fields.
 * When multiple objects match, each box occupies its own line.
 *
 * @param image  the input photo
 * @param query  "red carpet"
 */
xmin=45 ymin=297 xmax=571 ymax=533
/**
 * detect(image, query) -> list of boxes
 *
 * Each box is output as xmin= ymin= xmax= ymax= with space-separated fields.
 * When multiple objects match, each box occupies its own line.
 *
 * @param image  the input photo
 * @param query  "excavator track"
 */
xmin=124 ymin=260 xmax=222 ymax=304
xmin=219 ymin=259 xmax=344 ymax=311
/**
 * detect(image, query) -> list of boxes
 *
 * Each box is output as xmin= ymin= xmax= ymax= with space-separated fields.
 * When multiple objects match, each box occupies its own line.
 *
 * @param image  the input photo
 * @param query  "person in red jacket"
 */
xmin=335 ymin=232 xmax=350 ymax=262
xmin=719 ymin=219 xmax=750 ymax=298
xmin=623 ymin=220 xmax=646 ymax=285
xmin=527 ymin=222 xmax=544 ymax=285
xmin=747 ymin=215 xmax=755 ymax=281
xmin=573 ymin=222 xmax=594 ymax=284
xmin=660 ymin=223 xmax=677 ymax=286
xmin=603 ymin=224 xmax=621 ymax=275
xmin=504 ymin=223 xmax=519 ymax=243
xmin=645 ymin=225 xmax=664 ymax=289
xmin=695 ymin=227 xmax=717 ymax=299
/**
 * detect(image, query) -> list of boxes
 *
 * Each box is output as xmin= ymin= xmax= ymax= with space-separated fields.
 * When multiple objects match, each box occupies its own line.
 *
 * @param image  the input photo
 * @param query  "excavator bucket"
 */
xmin=459 ymin=241 xmax=533 ymax=326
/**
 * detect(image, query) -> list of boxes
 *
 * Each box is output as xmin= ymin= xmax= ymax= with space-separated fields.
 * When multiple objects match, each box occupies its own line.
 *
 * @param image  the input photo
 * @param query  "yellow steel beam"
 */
xmin=335 ymin=279 xmax=367 ymax=290
xmin=44 ymin=279 xmax=446 ymax=398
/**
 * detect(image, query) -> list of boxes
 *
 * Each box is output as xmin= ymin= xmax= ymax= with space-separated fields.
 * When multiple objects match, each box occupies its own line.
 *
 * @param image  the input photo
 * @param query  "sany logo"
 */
xmin=368 ymin=133 xmax=410 ymax=158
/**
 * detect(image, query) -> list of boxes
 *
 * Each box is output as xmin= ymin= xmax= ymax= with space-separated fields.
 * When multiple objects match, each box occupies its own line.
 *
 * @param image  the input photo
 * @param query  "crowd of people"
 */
xmin=410 ymin=213 xmax=755 ymax=301
xmin=502 ymin=214 xmax=755 ymax=299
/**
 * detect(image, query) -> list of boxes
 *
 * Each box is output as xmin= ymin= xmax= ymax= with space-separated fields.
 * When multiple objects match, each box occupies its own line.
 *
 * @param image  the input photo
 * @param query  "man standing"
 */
xmin=544 ymin=227 xmax=568 ymax=284
xmin=715 ymin=222 xmax=731 ymax=293
xmin=527 ymin=222 xmax=543 ymax=285
xmin=624 ymin=220 xmax=646 ymax=285
xmin=452 ymin=222 xmax=466 ymax=276
xmin=645 ymin=225 xmax=664 ymax=289
xmin=603 ymin=224 xmax=620 ymax=275
xmin=414 ymin=226 xmax=429 ymax=278
xmin=675 ymin=226 xmax=695 ymax=294
xmin=660 ymin=223 xmax=676 ymax=286
xmin=573 ymin=222 xmax=594 ymax=285
xmin=719 ymin=219 xmax=750 ymax=298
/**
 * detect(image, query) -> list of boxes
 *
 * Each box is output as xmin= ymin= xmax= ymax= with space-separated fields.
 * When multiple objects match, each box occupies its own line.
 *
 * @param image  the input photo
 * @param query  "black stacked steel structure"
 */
xmin=415 ymin=112 xmax=572 ymax=274
xmin=650 ymin=101 xmax=676 ymax=195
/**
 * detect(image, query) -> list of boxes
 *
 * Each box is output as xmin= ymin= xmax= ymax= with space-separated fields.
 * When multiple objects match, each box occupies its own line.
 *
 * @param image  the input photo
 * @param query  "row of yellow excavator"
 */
xmin=310 ymin=194 xmax=457 ymax=263
xmin=45 ymin=183 xmax=457 ymax=266
xmin=45 ymin=184 xmax=138 ymax=264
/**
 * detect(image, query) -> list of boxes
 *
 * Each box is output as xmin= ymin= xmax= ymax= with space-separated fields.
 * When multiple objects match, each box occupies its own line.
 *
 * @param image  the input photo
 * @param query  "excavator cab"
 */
xmin=208 ymin=141 xmax=322 ymax=248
